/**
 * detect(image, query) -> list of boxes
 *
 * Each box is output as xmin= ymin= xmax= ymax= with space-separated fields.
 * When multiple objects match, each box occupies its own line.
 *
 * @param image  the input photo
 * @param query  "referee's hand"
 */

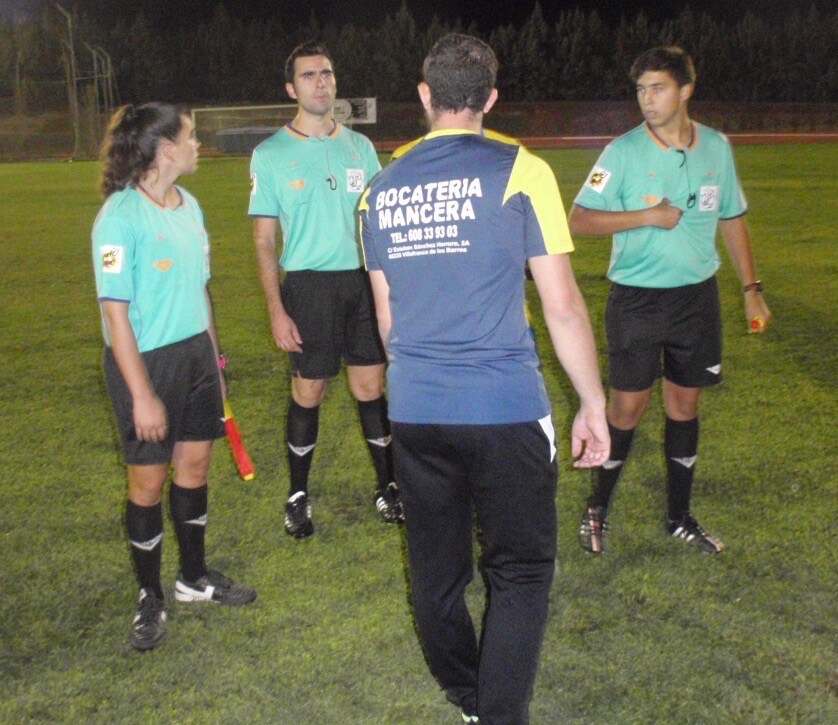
xmin=570 ymin=406 xmax=610 ymax=468
xmin=272 ymin=311 xmax=303 ymax=353
xmin=133 ymin=395 xmax=169 ymax=442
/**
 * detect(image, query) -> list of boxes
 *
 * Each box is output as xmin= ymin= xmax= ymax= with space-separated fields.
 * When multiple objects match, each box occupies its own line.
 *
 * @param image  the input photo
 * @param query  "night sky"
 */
xmin=4 ymin=0 xmax=832 ymax=30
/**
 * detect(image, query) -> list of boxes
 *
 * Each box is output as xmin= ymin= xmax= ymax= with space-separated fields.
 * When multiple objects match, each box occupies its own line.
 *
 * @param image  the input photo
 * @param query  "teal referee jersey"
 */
xmin=575 ymin=122 xmax=747 ymax=288
xmin=249 ymin=123 xmax=381 ymax=271
xmin=92 ymin=186 xmax=210 ymax=352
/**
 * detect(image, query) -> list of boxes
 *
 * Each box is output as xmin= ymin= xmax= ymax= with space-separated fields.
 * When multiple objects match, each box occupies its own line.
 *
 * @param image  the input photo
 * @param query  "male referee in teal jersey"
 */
xmin=361 ymin=34 xmax=609 ymax=724
xmin=249 ymin=41 xmax=402 ymax=537
xmin=571 ymin=46 xmax=772 ymax=555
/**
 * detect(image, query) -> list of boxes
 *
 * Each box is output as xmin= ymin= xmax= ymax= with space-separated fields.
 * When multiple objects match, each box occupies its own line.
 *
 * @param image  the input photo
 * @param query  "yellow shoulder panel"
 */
xmin=503 ymin=149 xmax=573 ymax=255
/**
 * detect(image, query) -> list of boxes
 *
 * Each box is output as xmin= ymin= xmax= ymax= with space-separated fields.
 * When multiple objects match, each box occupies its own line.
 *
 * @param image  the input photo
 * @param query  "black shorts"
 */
xmin=280 ymin=268 xmax=386 ymax=379
xmin=104 ymin=331 xmax=225 ymax=465
xmin=605 ymin=276 xmax=723 ymax=391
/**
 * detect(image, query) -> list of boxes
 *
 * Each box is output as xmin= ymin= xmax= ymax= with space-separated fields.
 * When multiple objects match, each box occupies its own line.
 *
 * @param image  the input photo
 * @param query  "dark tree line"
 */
xmin=2 ymin=2 xmax=836 ymax=113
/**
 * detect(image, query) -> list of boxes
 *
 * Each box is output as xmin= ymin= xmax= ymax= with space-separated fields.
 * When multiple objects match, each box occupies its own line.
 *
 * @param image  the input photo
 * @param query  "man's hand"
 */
xmin=744 ymin=291 xmax=772 ymax=333
xmin=648 ymin=198 xmax=682 ymax=229
xmin=571 ymin=405 xmax=610 ymax=468
xmin=271 ymin=309 xmax=303 ymax=352
xmin=133 ymin=394 xmax=168 ymax=442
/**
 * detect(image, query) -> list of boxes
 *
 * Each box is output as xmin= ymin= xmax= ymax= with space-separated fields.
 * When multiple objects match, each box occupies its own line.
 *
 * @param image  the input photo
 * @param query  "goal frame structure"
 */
xmin=191 ymin=99 xmax=377 ymax=151
xmin=191 ymin=103 xmax=298 ymax=148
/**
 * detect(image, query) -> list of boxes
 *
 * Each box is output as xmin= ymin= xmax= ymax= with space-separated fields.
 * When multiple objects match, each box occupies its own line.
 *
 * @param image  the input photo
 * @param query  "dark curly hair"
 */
xmin=99 ymin=102 xmax=189 ymax=197
xmin=422 ymin=33 xmax=498 ymax=114
xmin=630 ymin=46 xmax=696 ymax=88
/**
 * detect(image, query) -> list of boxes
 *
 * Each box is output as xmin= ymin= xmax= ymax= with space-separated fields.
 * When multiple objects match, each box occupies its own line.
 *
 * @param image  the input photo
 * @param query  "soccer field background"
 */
xmin=0 ymin=145 xmax=835 ymax=722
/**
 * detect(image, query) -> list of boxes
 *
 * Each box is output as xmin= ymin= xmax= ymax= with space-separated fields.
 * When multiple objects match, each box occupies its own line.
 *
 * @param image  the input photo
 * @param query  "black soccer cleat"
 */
xmin=375 ymin=482 xmax=405 ymax=524
xmin=175 ymin=569 xmax=257 ymax=605
xmin=284 ymin=491 xmax=314 ymax=538
xmin=579 ymin=505 xmax=609 ymax=553
xmin=131 ymin=588 xmax=167 ymax=651
xmin=666 ymin=514 xmax=724 ymax=554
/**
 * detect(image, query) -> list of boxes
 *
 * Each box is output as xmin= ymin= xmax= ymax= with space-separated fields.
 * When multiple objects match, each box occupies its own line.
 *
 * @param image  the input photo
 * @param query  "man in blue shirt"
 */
xmin=361 ymin=33 xmax=609 ymax=723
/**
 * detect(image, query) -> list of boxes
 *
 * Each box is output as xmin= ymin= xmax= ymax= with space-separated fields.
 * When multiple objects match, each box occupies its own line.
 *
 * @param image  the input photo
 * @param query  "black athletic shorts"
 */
xmin=280 ymin=268 xmax=386 ymax=379
xmin=104 ymin=331 xmax=225 ymax=465
xmin=605 ymin=275 xmax=723 ymax=391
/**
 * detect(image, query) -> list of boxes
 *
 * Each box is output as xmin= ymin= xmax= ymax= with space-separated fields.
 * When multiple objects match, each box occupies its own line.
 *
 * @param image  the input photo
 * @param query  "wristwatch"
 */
xmin=742 ymin=280 xmax=763 ymax=293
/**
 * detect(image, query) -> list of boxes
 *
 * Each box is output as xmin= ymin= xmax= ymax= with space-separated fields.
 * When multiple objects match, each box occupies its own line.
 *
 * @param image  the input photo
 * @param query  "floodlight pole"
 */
xmin=14 ymin=49 xmax=24 ymax=115
xmin=84 ymin=42 xmax=101 ymax=124
xmin=97 ymin=46 xmax=116 ymax=113
xmin=54 ymin=3 xmax=81 ymax=158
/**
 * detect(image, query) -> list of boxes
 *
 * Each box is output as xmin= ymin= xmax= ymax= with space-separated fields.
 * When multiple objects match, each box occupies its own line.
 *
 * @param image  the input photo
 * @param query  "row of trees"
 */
xmin=1 ymin=3 xmax=835 ymax=114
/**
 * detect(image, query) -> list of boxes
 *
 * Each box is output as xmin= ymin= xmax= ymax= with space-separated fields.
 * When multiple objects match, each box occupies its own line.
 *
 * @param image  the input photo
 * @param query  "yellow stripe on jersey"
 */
xmin=503 ymin=148 xmax=573 ymax=255
xmin=358 ymin=186 xmax=372 ymax=269
xmin=390 ymin=128 xmax=522 ymax=161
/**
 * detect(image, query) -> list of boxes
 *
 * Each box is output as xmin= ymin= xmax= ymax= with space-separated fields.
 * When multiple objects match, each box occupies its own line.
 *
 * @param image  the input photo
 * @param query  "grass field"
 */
xmin=0 ymin=144 xmax=835 ymax=723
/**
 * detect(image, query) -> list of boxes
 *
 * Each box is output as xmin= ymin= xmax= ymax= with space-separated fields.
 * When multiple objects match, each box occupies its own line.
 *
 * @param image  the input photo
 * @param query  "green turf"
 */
xmin=0 ymin=145 xmax=835 ymax=722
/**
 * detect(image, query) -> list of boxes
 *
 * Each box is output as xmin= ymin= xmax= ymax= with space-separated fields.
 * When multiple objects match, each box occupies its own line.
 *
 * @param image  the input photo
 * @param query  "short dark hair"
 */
xmin=422 ymin=33 xmax=498 ymax=114
xmin=284 ymin=41 xmax=334 ymax=84
xmin=99 ymin=102 xmax=188 ymax=197
xmin=630 ymin=46 xmax=696 ymax=87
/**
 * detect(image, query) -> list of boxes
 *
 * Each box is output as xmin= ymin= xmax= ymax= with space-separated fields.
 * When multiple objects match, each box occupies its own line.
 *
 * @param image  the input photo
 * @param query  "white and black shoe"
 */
xmin=284 ymin=491 xmax=314 ymax=538
xmin=666 ymin=514 xmax=724 ymax=554
xmin=175 ymin=569 xmax=257 ymax=606
xmin=131 ymin=588 xmax=167 ymax=651
xmin=579 ymin=505 xmax=609 ymax=553
xmin=375 ymin=482 xmax=405 ymax=524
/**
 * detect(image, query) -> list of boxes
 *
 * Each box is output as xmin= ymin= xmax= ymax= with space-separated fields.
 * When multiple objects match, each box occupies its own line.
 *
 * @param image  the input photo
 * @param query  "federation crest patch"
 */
xmin=584 ymin=165 xmax=611 ymax=194
xmin=643 ymin=195 xmax=661 ymax=207
xmin=154 ymin=259 xmax=173 ymax=272
xmin=347 ymin=168 xmax=365 ymax=193
xmin=101 ymin=245 xmax=124 ymax=274
xmin=250 ymin=173 xmax=257 ymax=196
xmin=289 ymin=179 xmax=306 ymax=190
xmin=699 ymin=185 xmax=720 ymax=212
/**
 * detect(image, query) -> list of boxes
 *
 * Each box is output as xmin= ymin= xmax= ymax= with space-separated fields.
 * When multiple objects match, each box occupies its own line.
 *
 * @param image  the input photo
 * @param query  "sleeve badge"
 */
xmin=100 ymin=245 xmax=124 ymax=274
xmin=584 ymin=166 xmax=612 ymax=194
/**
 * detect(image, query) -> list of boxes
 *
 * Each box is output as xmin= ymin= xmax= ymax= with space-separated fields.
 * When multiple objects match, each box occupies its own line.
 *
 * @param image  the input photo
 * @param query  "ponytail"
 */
xmin=99 ymin=102 xmax=189 ymax=197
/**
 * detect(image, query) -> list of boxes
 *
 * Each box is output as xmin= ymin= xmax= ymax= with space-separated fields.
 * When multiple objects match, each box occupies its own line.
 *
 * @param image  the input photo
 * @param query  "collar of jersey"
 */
xmin=644 ymin=121 xmax=699 ymax=152
xmin=423 ymin=129 xmax=480 ymax=141
xmin=135 ymin=184 xmax=185 ymax=211
xmin=285 ymin=120 xmax=339 ymax=140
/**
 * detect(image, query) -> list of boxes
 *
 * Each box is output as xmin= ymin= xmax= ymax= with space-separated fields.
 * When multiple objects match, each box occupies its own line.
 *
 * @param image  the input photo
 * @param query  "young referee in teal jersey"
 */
xmin=571 ymin=46 xmax=772 ymax=555
xmin=93 ymin=103 xmax=255 ymax=651
xmin=250 ymin=42 xmax=402 ymax=538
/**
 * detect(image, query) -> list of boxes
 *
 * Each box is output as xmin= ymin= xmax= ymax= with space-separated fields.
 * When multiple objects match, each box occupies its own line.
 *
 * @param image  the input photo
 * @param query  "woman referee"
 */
xmin=92 ymin=103 xmax=255 ymax=651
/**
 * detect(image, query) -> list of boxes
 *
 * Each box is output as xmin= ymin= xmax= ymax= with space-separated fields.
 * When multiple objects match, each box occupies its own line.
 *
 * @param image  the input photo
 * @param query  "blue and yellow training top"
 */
xmin=360 ymin=129 xmax=573 ymax=425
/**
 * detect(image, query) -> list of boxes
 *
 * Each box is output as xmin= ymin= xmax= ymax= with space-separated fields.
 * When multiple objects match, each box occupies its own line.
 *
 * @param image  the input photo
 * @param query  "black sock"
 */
xmin=588 ymin=423 xmax=636 ymax=510
xmin=169 ymin=483 xmax=208 ymax=583
xmin=665 ymin=417 xmax=699 ymax=522
xmin=126 ymin=500 xmax=164 ymax=598
xmin=357 ymin=396 xmax=394 ymax=495
xmin=287 ymin=398 xmax=319 ymax=497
